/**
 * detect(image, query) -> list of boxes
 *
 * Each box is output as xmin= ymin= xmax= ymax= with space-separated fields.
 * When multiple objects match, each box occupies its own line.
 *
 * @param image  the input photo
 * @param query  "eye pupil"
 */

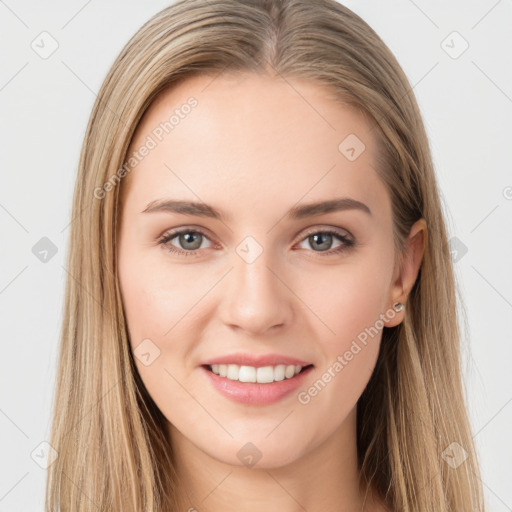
xmin=310 ymin=233 xmax=332 ymax=251
xmin=180 ymin=232 xmax=202 ymax=250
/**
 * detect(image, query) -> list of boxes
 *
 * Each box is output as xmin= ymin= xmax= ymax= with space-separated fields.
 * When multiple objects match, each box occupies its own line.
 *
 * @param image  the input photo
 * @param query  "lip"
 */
xmin=201 ymin=353 xmax=313 ymax=367
xmin=200 ymin=364 xmax=314 ymax=406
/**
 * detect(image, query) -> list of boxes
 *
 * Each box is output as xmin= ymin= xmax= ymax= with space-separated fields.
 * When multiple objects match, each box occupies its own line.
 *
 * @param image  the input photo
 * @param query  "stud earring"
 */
xmin=393 ymin=302 xmax=404 ymax=312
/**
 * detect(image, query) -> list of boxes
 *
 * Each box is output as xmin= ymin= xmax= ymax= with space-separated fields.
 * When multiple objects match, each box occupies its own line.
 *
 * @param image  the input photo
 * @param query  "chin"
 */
xmin=203 ymin=434 xmax=308 ymax=470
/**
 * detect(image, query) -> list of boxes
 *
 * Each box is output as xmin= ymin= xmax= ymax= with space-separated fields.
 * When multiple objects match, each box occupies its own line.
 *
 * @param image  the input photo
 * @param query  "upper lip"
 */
xmin=202 ymin=353 xmax=313 ymax=368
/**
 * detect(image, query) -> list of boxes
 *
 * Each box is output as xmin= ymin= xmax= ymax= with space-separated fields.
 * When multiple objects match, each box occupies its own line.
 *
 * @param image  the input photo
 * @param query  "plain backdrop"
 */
xmin=1 ymin=0 xmax=511 ymax=510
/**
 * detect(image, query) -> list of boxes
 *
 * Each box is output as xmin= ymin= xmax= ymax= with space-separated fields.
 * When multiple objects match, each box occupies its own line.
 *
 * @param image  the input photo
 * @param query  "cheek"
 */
xmin=303 ymin=253 xmax=391 ymax=349
xmin=294 ymin=255 xmax=390 ymax=414
xmin=119 ymin=248 xmax=205 ymax=345
xmin=118 ymin=251 xmax=211 ymax=428
xmin=118 ymin=247 xmax=219 ymax=401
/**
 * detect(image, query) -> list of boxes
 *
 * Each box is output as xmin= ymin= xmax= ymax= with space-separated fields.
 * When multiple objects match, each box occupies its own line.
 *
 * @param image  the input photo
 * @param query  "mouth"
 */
xmin=201 ymin=362 xmax=315 ymax=405
xmin=202 ymin=363 xmax=314 ymax=384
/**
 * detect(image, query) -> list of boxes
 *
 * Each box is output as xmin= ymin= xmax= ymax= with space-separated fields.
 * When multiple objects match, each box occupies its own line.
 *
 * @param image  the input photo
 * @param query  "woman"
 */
xmin=46 ymin=0 xmax=486 ymax=510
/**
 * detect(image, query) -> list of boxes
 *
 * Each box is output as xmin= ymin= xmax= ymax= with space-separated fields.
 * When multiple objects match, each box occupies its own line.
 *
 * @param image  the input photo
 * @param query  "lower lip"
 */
xmin=200 ymin=365 xmax=314 ymax=405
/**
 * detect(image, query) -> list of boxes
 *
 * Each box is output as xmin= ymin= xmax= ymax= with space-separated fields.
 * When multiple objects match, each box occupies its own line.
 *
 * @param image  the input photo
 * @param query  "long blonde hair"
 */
xmin=46 ymin=0 xmax=486 ymax=510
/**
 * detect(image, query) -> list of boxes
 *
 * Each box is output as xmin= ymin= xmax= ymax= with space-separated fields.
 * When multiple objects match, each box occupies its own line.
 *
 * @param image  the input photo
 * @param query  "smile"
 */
xmin=208 ymin=363 xmax=308 ymax=383
xmin=201 ymin=364 xmax=314 ymax=405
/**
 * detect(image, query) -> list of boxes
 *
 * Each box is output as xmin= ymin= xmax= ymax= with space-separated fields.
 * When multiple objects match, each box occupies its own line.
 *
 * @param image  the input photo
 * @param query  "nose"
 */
xmin=218 ymin=243 xmax=294 ymax=336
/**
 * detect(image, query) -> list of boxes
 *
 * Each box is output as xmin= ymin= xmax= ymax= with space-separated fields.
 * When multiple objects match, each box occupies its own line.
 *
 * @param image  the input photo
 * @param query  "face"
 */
xmin=117 ymin=72 xmax=414 ymax=469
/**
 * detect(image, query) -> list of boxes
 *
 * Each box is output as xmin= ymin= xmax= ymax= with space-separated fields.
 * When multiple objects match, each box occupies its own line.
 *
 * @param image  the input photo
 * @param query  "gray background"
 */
xmin=1 ymin=0 xmax=511 ymax=510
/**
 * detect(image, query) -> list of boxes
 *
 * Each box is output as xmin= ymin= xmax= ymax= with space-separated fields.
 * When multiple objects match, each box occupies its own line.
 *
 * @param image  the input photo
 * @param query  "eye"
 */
xmin=295 ymin=228 xmax=355 ymax=255
xmin=158 ymin=228 xmax=213 ymax=256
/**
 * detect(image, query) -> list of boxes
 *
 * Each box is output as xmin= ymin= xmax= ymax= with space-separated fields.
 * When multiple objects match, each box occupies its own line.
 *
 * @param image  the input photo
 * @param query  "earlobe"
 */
xmin=384 ymin=218 xmax=427 ymax=327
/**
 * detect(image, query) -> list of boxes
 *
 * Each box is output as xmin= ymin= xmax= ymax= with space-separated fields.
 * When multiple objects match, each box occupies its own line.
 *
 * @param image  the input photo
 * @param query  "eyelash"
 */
xmin=157 ymin=227 xmax=355 ymax=257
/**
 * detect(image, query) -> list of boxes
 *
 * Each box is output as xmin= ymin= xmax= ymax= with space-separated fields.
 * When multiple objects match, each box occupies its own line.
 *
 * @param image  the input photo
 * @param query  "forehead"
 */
xmin=121 ymin=72 xmax=390 ymax=224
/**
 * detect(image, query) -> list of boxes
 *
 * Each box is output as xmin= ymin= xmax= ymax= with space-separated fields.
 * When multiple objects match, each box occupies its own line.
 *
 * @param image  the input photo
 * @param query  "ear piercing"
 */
xmin=393 ymin=302 xmax=404 ymax=312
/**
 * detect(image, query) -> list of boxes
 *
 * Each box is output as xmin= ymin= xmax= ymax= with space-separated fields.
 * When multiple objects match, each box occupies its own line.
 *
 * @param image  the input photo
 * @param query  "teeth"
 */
xmin=209 ymin=363 xmax=304 ymax=383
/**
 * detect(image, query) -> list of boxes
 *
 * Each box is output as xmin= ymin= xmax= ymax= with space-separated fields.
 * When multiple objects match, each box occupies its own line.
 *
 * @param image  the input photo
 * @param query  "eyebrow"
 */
xmin=142 ymin=197 xmax=372 ymax=220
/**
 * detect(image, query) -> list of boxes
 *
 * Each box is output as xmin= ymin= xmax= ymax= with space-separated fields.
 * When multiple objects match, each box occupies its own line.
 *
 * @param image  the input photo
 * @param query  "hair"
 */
xmin=46 ymin=0 xmax=486 ymax=510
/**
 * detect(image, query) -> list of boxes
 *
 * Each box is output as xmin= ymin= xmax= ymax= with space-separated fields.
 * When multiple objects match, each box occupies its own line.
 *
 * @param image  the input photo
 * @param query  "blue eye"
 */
xmin=297 ymin=229 xmax=354 ymax=254
xmin=158 ymin=229 xmax=213 ymax=256
xmin=158 ymin=228 xmax=355 ymax=257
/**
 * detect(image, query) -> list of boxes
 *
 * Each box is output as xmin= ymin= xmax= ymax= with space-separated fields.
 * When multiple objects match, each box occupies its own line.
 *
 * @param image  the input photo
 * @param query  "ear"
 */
xmin=384 ymin=218 xmax=427 ymax=327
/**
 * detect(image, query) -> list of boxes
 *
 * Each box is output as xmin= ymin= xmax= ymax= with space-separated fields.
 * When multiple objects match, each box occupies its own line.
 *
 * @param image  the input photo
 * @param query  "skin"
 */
xmin=117 ymin=72 xmax=426 ymax=512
